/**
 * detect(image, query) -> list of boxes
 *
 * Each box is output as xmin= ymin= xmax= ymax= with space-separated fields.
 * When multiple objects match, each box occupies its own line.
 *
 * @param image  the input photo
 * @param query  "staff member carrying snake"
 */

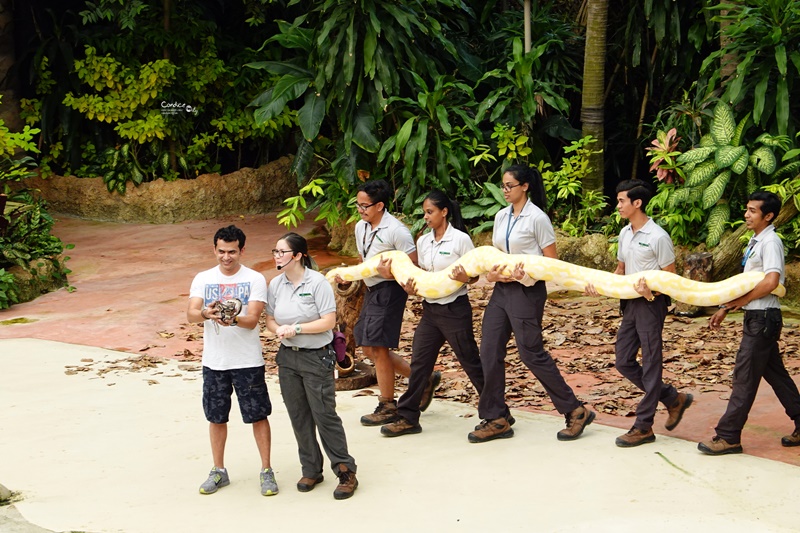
xmin=585 ymin=179 xmax=693 ymax=448
xmin=468 ymin=164 xmax=595 ymax=444
xmin=334 ymin=179 xmax=433 ymax=427
xmin=380 ymin=190 xmax=491 ymax=437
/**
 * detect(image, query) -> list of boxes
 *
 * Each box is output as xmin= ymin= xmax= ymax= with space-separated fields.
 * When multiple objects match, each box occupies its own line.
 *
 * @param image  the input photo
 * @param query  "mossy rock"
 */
xmin=8 ymin=258 xmax=68 ymax=304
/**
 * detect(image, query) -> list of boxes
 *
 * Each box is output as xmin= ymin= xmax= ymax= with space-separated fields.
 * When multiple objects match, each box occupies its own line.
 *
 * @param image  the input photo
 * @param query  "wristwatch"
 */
xmin=294 ymin=324 xmax=302 ymax=334
xmin=232 ymin=316 xmax=239 ymax=326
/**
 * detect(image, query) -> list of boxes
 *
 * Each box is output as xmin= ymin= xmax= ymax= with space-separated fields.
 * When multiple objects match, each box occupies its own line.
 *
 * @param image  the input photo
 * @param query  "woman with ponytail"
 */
xmin=265 ymin=232 xmax=358 ymax=500
xmin=467 ymin=165 xmax=595 ymax=444
xmin=379 ymin=190 xmax=488 ymax=437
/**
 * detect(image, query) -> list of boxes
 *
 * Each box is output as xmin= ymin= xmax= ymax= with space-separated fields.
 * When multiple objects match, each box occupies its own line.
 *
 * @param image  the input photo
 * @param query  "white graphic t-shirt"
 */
xmin=190 ymin=265 xmax=267 ymax=370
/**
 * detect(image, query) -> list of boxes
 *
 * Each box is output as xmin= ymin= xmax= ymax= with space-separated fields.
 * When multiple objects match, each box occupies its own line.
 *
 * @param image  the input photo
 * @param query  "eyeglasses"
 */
xmin=272 ymin=249 xmax=294 ymax=258
xmin=501 ymin=183 xmax=523 ymax=192
xmin=356 ymin=202 xmax=377 ymax=211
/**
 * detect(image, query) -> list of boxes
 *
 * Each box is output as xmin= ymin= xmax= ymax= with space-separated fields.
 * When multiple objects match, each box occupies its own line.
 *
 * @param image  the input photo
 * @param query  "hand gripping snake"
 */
xmin=325 ymin=246 xmax=784 ymax=306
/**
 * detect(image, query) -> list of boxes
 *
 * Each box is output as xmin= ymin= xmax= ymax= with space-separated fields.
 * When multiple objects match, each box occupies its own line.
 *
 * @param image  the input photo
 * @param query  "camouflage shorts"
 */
xmin=202 ymin=366 xmax=272 ymax=424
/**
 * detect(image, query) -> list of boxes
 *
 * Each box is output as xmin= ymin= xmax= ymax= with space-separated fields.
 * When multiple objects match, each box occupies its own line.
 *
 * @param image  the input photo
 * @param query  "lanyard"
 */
xmin=429 ymin=238 xmax=444 ymax=272
xmin=742 ymin=238 xmax=757 ymax=268
xmin=362 ymin=223 xmax=380 ymax=258
xmin=505 ymin=209 xmax=521 ymax=253
xmin=427 ymin=223 xmax=449 ymax=271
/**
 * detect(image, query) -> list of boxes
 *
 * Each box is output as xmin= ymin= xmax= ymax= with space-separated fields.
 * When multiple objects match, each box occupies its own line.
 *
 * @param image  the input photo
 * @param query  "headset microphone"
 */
xmin=277 ymin=257 xmax=294 ymax=271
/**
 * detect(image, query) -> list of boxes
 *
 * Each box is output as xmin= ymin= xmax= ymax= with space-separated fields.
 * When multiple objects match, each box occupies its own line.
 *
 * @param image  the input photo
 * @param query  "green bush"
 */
xmin=0 ymin=268 xmax=18 ymax=310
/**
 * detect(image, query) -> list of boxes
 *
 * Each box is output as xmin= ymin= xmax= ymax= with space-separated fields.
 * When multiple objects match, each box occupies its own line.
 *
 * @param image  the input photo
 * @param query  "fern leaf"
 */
xmin=706 ymin=203 xmax=730 ymax=248
xmin=702 ymin=170 xmax=731 ymax=209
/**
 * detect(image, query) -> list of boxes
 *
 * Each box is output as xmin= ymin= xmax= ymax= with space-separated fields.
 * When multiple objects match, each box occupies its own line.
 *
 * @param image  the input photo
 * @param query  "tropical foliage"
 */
xmin=1 ymin=96 xmax=71 ymax=300
xmin=6 ymin=0 xmax=800 ymax=256
xmin=649 ymin=101 xmax=797 ymax=247
xmin=703 ymin=0 xmax=800 ymax=136
xmin=18 ymin=1 xmax=296 ymax=193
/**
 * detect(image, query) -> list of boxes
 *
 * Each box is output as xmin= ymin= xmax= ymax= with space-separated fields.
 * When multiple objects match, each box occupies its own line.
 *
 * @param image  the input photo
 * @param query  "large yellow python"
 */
xmin=326 ymin=246 xmax=785 ymax=306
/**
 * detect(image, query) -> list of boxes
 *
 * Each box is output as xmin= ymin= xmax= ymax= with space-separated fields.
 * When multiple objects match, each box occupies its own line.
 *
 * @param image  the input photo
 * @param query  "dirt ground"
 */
xmin=1 ymin=213 xmax=799 ymax=467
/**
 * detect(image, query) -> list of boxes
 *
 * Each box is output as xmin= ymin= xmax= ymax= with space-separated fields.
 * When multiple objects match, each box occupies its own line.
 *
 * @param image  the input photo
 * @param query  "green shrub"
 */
xmin=0 ymin=268 xmax=18 ymax=310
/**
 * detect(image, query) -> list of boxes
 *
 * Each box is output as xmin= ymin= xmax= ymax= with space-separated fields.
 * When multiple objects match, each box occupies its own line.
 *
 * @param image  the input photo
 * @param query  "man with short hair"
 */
xmin=188 ymin=225 xmax=278 ymax=495
xmin=699 ymin=191 xmax=800 ymax=455
xmin=586 ymin=179 xmax=693 ymax=447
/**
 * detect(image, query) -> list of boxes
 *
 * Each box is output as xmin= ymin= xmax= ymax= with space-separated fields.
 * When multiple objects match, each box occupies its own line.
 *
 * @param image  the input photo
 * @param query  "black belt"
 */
xmin=282 ymin=344 xmax=329 ymax=352
xmin=744 ymin=308 xmax=780 ymax=317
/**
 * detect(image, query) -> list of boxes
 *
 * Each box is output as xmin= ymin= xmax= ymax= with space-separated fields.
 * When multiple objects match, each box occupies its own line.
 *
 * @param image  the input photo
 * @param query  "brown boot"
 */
xmin=333 ymin=464 xmax=358 ymax=500
xmin=781 ymin=429 xmax=800 ymax=447
xmin=419 ymin=371 xmax=442 ymax=412
xmin=360 ymin=398 xmax=399 ymax=426
xmin=616 ymin=426 xmax=656 ymax=447
xmin=698 ymin=436 xmax=743 ymax=455
xmin=665 ymin=392 xmax=693 ymax=431
xmin=474 ymin=411 xmax=515 ymax=430
xmin=296 ymin=475 xmax=323 ymax=493
xmin=468 ymin=417 xmax=513 ymax=443
xmin=556 ymin=405 xmax=596 ymax=441
xmin=381 ymin=417 xmax=422 ymax=437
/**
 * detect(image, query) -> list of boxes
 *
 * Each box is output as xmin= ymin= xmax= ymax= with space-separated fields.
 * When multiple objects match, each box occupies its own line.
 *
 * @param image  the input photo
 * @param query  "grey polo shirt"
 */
xmin=417 ymin=223 xmax=474 ymax=305
xmin=355 ymin=210 xmax=416 ymax=287
xmin=743 ymin=224 xmax=784 ymax=311
xmin=617 ymin=218 xmax=675 ymax=275
xmin=492 ymin=200 xmax=556 ymax=255
xmin=266 ymin=268 xmax=336 ymax=349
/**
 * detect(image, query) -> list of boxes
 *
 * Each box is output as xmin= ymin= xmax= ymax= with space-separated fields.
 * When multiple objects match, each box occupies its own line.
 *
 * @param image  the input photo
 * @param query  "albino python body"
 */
xmin=326 ymin=246 xmax=784 ymax=306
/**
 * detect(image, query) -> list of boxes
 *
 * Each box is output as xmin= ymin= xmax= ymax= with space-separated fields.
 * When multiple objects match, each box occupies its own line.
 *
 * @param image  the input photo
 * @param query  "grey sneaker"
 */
xmin=260 ymin=468 xmax=279 ymax=496
xmin=199 ymin=467 xmax=230 ymax=494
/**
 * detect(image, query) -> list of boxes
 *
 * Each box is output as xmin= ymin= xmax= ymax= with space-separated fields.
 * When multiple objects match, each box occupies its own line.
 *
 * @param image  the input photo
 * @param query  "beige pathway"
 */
xmin=1 ymin=338 xmax=798 ymax=533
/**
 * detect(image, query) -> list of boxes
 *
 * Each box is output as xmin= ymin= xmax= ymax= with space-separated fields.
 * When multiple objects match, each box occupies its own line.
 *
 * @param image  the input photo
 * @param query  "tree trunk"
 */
xmin=0 ymin=0 xmax=22 ymax=132
xmin=719 ymin=1 xmax=741 ymax=84
xmin=580 ymin=0 xmax=608 ymax=194
xmin=163 ymin=0 xmax=178 ymax=173
xmin=524 ymin=0 xmax=531 ymax=53
xmin=712 ymin=198 xmax=798 ymax=280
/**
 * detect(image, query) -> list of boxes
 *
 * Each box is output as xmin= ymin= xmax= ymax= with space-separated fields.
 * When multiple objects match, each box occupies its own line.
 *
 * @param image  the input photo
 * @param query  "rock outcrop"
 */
xmin=15 ymin=157 xmax=295 ymax=223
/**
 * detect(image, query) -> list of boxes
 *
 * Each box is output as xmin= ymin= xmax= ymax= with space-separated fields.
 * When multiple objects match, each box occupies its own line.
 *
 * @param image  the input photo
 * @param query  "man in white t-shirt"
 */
xmin=187 ymin=225 xmax=277 ymax=496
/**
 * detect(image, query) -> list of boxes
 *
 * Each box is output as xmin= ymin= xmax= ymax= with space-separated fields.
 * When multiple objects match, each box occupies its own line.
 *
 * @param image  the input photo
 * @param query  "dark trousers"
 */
xmin=276 ymin=345 xmax=356 ymax=478
xmin=715 ymin=309 xmax=800 ymax=443
xmin=478 ymin=281 xmax=581 ymax=420
xmin=397 ymin=295 xmax=484 ymax=424
xmin=615 ymin=296 xmax=678 ymax=430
